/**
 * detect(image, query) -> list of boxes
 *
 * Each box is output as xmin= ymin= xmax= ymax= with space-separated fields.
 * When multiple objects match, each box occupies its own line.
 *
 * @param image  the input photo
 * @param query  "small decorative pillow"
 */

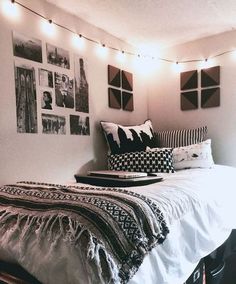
xmin=100 ymin=119 xmax=156 ymax=155
xmin=108 ymin=149 xmax=175 ymax=173
xmin=172 ymin=139 xmax=214 ymax=170
xmin=155 ymin=126 xmax=207 ymax=148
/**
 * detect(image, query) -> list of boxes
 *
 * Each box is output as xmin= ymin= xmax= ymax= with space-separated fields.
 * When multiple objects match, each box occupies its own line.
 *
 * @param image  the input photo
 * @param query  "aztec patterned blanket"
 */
xmin=0 ymin=182 xmax=169 ymax=284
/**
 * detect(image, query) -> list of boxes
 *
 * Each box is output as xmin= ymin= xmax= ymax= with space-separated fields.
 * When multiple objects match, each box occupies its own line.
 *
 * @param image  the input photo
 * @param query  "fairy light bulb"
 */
xmin=96 ymin=43 xmax=108 ymax=59
xmin=41 ymin=18 xmax=56 ymax=37
xmin=72 ymin=34 xmax=85 ymax=50
xmin=172 ymin=61 xmax=183 ymax=72
xmin=2 ymin=0 xmax=20 ymax=20
xmin=116 ymin=50 xmax=126 ymax=63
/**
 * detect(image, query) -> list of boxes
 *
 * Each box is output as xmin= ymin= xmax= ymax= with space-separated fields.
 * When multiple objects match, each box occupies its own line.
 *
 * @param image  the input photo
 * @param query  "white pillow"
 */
xmin=146 ymin=139 xmax=214 ymax=170
xmin=173 ymin=139 xmax=214 ymax=170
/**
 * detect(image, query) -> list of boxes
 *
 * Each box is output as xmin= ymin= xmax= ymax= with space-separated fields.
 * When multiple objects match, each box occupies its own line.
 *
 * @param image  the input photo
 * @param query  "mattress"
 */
xmin=0 ymin=165 xmax=235 ymax=284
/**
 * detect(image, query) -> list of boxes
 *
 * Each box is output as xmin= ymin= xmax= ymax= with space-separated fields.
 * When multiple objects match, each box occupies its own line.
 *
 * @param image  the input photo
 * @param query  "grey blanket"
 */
xmin=0 ymin=182 xmax=169 ymax=284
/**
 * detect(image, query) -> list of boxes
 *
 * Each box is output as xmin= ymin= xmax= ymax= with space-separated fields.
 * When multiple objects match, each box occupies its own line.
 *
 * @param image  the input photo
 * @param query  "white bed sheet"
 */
xmin=129 ymin=165 xmax=235 ymax=284
xmin=0 ymin=165 xmax=235 ymax=284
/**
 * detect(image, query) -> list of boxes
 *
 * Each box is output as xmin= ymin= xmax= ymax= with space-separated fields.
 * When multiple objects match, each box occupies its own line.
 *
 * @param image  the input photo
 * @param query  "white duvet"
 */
xmin=0 ymin=165 xmax=235 ymax=284
xmin=129 ymin=165 xmax=235 ymax=284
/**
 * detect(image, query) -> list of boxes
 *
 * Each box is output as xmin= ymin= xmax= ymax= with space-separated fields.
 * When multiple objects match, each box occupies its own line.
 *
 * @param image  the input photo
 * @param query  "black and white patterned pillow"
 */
xmin=101 ymin=120 xmax=156 ymax=155
xmin=108 ymin=149 xmax=174 ymax=173
xmin=155 ymin=126 xmax=207 ymax=148
xmin=173 ymin=139 xmax=214 ymax=170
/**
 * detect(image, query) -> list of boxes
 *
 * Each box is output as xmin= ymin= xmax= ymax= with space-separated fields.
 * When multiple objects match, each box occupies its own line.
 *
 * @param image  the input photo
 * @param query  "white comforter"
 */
xmin=129 ymin=165 xmax=235 ymax=284
xmin=0 ymin=165 xmax=235 ymax=284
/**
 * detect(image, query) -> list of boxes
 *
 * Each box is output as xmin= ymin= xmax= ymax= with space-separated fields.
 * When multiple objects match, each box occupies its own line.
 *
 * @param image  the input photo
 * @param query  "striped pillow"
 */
xmin=155 ymin=126 xmax=207 ymax=148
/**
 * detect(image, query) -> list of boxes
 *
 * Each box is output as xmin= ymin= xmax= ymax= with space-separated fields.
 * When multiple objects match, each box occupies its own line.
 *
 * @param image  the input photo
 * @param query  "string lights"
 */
xmin=3 ymin=0 xmax=236 ymax=66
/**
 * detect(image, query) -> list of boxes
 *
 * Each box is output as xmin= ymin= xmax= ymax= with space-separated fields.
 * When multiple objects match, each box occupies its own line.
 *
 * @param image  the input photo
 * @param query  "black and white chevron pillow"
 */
xmin=108 ymin=149 xmax=174 ymax=173
xmin=155 ymin=126 xmax=207 ymax=148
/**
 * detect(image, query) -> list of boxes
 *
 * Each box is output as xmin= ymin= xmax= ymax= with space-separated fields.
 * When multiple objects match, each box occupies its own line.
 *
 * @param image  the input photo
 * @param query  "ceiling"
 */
xmin=46 ymin=0 xmax=236 ymax=55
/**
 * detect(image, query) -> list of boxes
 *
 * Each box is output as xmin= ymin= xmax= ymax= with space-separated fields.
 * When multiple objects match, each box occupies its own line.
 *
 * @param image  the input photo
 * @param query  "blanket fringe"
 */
xmin=87 ymin=234 xmax=120 ymax=284
xmin=0 ymin=208 xmax=121 ymax=284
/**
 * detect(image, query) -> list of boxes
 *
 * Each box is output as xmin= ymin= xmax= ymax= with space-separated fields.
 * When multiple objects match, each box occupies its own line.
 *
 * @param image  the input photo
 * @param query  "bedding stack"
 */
xmin=100 ymin=120 xmax=217 ymax=284
xmin=100 ymin=120 xmax=214 ymax=173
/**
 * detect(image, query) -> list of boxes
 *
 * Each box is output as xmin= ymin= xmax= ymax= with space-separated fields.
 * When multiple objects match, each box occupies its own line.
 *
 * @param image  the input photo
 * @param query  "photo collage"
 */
xmin=13 ymin=31 xmax=90 ymax=135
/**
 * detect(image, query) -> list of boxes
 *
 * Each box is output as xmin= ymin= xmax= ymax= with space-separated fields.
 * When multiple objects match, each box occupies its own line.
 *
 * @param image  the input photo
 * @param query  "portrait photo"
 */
xmin=41 ymin=90 xmax=53 ymax=110
xmin=54 ymin=72 xmax=74 ymax=109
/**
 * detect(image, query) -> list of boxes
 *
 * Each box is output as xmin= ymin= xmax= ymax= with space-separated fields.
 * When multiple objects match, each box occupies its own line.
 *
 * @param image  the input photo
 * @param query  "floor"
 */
xmin=220 ymin=253 xmax=236 ymax=284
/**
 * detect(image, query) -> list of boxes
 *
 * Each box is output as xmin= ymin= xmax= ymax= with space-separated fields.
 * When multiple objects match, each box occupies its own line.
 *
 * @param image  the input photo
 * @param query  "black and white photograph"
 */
xmin=14 ymin=63 xmax=38 ymax=133
xmin=41 ymin=90 xmax=53 ymax=110
xmin=74 ymin=55 xmax=89 ymax=113
xmin=12 ymin=31 xmax=42 ymax=63
xmin=70 ymin=115 xmax=90 ymax=135
xmin=54 ymin=72 xmax=74 ymax=108
xmin=39 ymin=68 xmax=53 ymax=88
xmin=42 ymin=114 xmax=66 ymax=134
xmin=46 ymin=43 xmax=70 ymax=69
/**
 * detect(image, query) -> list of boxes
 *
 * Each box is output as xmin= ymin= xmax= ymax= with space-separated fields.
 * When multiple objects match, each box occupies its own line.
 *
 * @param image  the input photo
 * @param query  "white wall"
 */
xmin=148 ymin=30 xmax=236 ymax=167
xmin=3 ymin=1 xmax=235 ymax=185
xmin=0 ymin=0 xmax=149 ymax=185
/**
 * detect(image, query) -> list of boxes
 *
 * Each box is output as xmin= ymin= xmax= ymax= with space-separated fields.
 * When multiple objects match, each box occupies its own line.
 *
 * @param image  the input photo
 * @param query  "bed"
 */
xmin=0 ymin=164 xmax=235 ymax=284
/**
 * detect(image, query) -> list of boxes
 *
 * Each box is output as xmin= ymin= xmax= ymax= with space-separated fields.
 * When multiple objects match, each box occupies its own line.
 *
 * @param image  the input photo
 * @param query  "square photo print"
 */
xmin=46 ymin=43 xmax=70 ymax=69
xmin=42 ymin=114 xmax=66 ymax=135
xmin=70 ymin=115 xmax=90 ymax=135
xmin=12 ymin=31 xmax=42 ymax=63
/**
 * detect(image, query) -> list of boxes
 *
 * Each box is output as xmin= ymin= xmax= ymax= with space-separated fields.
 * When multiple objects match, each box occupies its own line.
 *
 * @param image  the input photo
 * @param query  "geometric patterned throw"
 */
xmin=0 ymin=182 xmax=169 ymax=284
